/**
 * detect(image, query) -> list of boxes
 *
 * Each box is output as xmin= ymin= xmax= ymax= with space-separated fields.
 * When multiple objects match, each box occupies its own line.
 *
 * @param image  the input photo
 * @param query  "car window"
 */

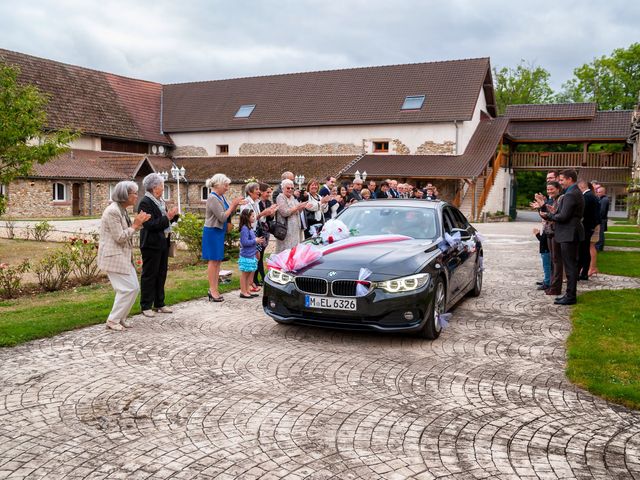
xmin=451 ymin=208 xmax=470 ymax=230
xmin=442 ymin=209 xmax=456 ymax=234
xmin=337 ymin=206 xmax=439 ymax=239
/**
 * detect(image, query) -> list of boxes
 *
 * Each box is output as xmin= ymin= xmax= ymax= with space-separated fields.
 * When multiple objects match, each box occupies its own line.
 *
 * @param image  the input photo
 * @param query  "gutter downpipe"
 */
xmin=454 ymin=121 xmax=460 ymax=155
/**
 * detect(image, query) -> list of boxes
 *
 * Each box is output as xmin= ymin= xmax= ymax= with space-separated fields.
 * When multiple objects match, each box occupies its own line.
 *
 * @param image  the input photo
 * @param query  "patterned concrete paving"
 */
xmin=1 ymin=222 xmax=639 ymax=479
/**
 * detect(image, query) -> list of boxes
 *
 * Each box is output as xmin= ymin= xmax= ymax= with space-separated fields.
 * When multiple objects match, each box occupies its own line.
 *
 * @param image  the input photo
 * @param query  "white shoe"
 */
xmin=154 ymin=306 xmax=173 ymax=314
xmin=141 ymin=310 xmax=156 ymax=318
xmin=106 ymin=321 xmax=124 ymax=331
xmin=121 ymin=318 xmax=133 ymax=328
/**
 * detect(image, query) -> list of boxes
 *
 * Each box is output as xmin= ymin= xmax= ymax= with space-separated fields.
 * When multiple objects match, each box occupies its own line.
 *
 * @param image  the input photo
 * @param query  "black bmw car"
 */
xmin=263 ymin=199 xmax=483 ymax=339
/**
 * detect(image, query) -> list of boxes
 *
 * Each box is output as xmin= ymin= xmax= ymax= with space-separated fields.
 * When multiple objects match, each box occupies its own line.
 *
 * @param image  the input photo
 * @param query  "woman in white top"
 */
xmin=303 ymin=178 xmax=330 ymax=238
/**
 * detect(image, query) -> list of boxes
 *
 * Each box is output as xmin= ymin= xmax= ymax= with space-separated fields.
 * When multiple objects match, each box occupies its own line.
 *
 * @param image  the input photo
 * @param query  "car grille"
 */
xmin=295 ymin=277 xmax=328 ymax=295
xmin=331 ymin=280 xmax=360 ymax=297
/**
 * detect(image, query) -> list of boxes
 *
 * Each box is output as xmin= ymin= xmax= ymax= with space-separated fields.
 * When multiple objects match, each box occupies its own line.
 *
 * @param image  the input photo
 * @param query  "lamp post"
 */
xmin=294 ymin=174 xmax=306 ymax=191
xmin=170 ymin=164 xmax=186 ymax=215
xmin=354 ymin=170 xmax=368 ymax=182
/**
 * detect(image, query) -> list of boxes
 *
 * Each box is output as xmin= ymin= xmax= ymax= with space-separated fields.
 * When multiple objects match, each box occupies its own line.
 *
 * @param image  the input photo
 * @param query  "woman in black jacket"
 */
xmin=137 ymin=173 xmax=179 ymax=317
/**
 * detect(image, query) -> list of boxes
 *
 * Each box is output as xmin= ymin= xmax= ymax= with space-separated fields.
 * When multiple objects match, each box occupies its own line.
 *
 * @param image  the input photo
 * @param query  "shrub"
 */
xmin=173 ymin=212 xmax=205 ymax=264
xmin=34 ymin=249 xmax=73 ymax=291
xmin=225 ymin=227 xmax=240 ymax=259
xmin=0 ymin=260 xmax=30 ymax=299
xmin=32 ymin=220 xmax=53 ymax=241
xmin=4 ymin=219 xmax=16 ymax=239
xmin=67 ymin=235 xmax=100 ymax=285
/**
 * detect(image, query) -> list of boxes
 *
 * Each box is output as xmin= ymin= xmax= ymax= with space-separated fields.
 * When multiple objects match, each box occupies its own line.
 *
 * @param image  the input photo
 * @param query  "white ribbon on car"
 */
xmin=356 ymin=268 xmax=372 ymax=297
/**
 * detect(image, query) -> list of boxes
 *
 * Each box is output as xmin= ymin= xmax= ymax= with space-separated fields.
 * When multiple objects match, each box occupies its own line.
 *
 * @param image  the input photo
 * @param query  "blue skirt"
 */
xmin=238 ymin=256 xmax=258 ymax=272
xmin=202 ymin=226 xmax=225 ymax=261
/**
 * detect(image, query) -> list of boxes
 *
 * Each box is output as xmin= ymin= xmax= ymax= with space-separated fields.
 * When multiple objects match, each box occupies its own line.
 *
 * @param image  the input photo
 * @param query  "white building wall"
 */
xmin=69 ymin=135 xmax=100 ymax=151
xmin=458 ymin=89 xmax=488 ymax=155
xmin=481 ymin=167 xmax=511 ymax=215
xmin=170 ymin=123 xmax=458 ymax=156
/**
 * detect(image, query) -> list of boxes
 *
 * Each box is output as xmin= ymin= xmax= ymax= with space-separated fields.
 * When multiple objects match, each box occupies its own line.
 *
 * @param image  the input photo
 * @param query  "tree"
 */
xmin=558 ymin=43 xmax=640 ymax=110
xmin=493 ymin=61 xmax=555 ymax=114
xmin=0 ymin=63 xmax=76 ymax=215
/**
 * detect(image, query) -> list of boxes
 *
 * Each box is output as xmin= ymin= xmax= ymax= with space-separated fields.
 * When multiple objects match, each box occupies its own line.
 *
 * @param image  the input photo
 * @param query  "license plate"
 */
xmin=304 ymin=295 xmax=356 ymax=311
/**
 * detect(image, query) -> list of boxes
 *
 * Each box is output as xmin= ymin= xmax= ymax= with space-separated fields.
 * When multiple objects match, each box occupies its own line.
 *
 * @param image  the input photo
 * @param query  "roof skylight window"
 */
xmin=234 ymin=104 xmax=256 ymax=118
xmin=401 ymin=95 xmax=425 ymax=110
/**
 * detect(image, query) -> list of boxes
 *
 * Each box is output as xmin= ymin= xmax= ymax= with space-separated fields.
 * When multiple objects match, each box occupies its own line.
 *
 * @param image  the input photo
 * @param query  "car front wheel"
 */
xmin=419 ymin=277 xmax=445 ymax=340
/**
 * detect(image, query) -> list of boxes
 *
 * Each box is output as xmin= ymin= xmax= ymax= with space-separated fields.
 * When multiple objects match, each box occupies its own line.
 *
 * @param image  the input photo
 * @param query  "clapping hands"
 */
xmin=133 ymin=211 xmax=151 ymax=229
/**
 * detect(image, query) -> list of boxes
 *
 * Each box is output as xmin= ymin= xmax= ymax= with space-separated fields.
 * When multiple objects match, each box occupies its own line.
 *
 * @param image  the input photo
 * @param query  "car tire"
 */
xmin=419 ymin=277 xmax=445 ymax=340
xmin=468 ymin=255 xmax=483 ymax=297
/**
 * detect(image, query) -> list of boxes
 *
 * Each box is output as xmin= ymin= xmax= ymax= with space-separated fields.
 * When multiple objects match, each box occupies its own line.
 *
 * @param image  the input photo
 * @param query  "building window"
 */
xmin=234 ymin=104 xmax=256 ymax=118
xmin=402 ymin=95 xmax=426 ymax=110
xmin=217 ymin=144 xmax=229 ymax=155
xmin=53 ymin=182 xmax=67 ymax=201
xmin=614 ymin=193 xmax=627 ymax=212
xmin=201 ymin=185 xmax=210 ymax=201
xmin=0 ymin=184 xmax=6 ymax=198
xmin=373 ymin=141 xmax=389 ymax=153
xmin=163 ymin=184 xmax=170 ymax=201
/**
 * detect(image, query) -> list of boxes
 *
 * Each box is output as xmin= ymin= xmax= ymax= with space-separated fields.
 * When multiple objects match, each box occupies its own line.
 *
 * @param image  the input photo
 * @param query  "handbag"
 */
xmin=269 ymin=213 xmax=288 ymax=241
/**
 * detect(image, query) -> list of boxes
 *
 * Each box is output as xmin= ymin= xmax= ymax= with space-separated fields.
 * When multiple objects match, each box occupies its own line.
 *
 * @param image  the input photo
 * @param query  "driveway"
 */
xmin=1 ymin=222 xmax=639 ymax=479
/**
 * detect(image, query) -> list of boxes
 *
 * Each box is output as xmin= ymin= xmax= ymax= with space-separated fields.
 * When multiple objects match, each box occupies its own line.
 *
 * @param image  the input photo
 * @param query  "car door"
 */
xmin=449 ymin=207 xmax=476 ymax=292
xmin=441 ymin=207 xmax=462 ymax=296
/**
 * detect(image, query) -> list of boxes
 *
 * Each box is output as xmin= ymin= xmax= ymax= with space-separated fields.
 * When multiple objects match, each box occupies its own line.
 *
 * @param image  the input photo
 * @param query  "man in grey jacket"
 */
xmin=541 ymin=170 xmax=584 ymax=305
xmin=595 ymin=186 xmax=610 ymax=251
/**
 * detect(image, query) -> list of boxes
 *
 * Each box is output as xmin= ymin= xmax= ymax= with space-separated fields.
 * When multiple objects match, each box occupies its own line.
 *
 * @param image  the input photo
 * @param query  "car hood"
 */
xmin=294 ymin=236 xmax=440 ymax=280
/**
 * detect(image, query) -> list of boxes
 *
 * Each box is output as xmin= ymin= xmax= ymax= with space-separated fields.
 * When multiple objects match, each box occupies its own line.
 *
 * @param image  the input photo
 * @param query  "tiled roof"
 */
xmin=0 ymin=48 xmax=171 ymax=145
xmin=506 ymin=111 xmax=632 ymax=142
xmin=505 ymin=103 xmax=597 ymax=121
xmin=169 ymin=155 xmax=359 ymax=183
xmin=577 ymin=168 xmax=631 ymax=185
xmin=342 ymin=116 xmax=508 ymax=178
xmin=162 ymin=58 xmax=495 ymax=132
xmin=28 ymin=150 xmax=139 ymax=180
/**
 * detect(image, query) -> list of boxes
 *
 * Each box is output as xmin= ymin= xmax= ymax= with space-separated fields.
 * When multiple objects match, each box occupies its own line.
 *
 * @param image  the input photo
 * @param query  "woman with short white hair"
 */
xmin=202 ymin=173 xmax=246 ymax=301
xmin=275 ymin=179 xmax=309 ymax=253
xmin=98 ymin=181 xmax=151 ymax=331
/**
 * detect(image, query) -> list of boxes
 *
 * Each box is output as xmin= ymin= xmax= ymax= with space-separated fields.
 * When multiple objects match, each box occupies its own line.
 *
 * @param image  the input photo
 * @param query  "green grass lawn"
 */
xmin=0 ymin=263 xmax=240 ymax=347
xmin=597 ymin=251 xmax=640 ymax=277
xmin=605 ymin=240 xmax=640 ymax=248
xmin=607 ymin=225 xmax=640 ymax=233
xmin=605 ymin=233 xmax=640 ymax=240
xmin=567 ymin=289 xmax=640 ymax=410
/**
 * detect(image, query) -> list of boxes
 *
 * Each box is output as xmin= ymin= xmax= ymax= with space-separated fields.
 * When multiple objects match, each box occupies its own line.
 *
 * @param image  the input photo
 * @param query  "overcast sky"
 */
xmin=0 ymin=0 xmax=637 ymax=91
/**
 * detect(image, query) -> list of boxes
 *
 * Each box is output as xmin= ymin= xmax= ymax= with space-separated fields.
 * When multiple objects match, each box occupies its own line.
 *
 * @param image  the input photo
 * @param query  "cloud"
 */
xmin=0 ymin=0 xmax=638 ymax=92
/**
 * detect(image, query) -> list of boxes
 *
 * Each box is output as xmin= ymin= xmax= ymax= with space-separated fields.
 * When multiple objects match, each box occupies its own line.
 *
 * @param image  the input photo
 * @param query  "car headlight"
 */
xmin=375 ymin=273 xmax=430 ymax=293
xmin=268 ymin=269 xmax=295 ymax=285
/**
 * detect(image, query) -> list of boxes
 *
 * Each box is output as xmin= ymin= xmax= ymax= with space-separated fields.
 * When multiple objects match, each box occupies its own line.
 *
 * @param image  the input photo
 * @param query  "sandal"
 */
xmin=239 ymin=293 xmax=254 ymax=299
xmin=208 ymin=291 xmax=224 ymax=302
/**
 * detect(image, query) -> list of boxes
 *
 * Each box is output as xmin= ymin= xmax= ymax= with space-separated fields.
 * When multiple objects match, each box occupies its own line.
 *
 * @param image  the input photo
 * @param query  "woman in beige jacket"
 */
xmin=98 ymin=181 xmax=150 ymax=331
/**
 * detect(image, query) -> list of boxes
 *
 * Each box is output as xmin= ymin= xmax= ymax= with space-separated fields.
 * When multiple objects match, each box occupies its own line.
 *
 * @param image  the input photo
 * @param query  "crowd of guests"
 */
xmin=530 ymin=169 xmax=609 ymax=306
xmin=97 ymin=170 xmax=443 ymax=330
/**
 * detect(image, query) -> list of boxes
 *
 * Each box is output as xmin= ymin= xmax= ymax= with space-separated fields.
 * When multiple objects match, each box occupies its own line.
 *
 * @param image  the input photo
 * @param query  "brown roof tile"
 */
xmin=505 ymin=103 xmax=596 ymax=121
xmin=162 ymin=58 xmax=494 ymax=132
xmin=168 ymin=155 xmax=358 ymax=183
xmin=506 ymin=111 xmax=632 ymax=142
xmin=28 ymin=150 xmax=137 ymax=180
xmin=343 ymin=116 xmax=508 ymax=178
xmin=0 ymin=48 xmax=171 ymax=145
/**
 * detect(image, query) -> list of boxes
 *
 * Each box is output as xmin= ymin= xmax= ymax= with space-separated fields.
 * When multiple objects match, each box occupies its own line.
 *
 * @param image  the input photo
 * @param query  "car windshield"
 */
xmin=337 ymin=206 xmax=439 ymax=239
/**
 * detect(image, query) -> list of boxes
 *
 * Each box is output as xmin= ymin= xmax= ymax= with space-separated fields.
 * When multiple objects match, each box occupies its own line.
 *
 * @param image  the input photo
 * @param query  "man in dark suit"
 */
xmin=319 ymin=175 xmax=336 ymax=198
xmin=595 ymin=186 xmax=610 ymax=251
xmin=541 ymin=170 xmax=584 ymax=305
xmin=577 ymin=181 xmax=601 ymax=280
xmin=374 ymin=180 xmax=392 ymax=199
xmin=348 ymin=178 xmax=363 ymax=202
xmin=137 ymin=173 xmax=180 ymax=317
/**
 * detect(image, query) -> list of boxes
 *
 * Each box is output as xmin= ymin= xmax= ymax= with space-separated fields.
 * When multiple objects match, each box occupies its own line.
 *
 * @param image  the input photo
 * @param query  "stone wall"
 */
xmin=172 ymin=145 xmax=209 ymax=156
xmin=239 ymin=142 xmax=361 ymax=156
xmin=392 ymin=139 xmax=410 ymax=155
xmin=415 ymin=141 xmax=456 ymax=155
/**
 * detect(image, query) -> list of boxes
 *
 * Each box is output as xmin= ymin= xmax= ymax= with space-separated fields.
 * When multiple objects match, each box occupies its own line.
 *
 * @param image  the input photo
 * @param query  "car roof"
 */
xmin=349 ymin=199 xmax=448 ymax=210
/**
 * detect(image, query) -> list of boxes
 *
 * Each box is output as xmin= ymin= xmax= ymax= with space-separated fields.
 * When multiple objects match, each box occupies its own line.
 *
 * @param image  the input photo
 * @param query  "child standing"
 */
xmin=238 ymin=210 xmax=265 ymax=298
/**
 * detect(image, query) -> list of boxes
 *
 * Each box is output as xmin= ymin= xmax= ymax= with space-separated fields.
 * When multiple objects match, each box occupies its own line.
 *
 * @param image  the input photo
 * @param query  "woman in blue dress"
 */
xmin=202 ymin=173 xmax=246 ymax=301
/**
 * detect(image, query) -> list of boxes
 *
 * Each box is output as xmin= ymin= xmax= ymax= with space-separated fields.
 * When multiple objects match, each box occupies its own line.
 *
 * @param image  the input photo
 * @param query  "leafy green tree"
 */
xmin=558 ymin=43 xmax=640 ymax=110
xmin=493 ymin=61 xmax=555 ymax=114
xmin=0 ymin=63 xmax=76 ymax=214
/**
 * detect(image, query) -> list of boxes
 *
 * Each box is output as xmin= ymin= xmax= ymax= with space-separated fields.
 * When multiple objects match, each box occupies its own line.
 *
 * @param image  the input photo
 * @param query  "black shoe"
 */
xmin=537 ymin=284 xmax=549 ymax=290
xmin=208 ymin=291 xmax=224 ymax=302
xmin=536 ymin=281 xmax=544 ymax=286
xmin=555 ymin=297 xmax=576 ymax=305
xmin=239 ymin=293 xmax=254 ymax=299
xmin=578 ymin=275 xmax=589 ymax=281
xmin=555 ymin=295 xmax=566 ymax=301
